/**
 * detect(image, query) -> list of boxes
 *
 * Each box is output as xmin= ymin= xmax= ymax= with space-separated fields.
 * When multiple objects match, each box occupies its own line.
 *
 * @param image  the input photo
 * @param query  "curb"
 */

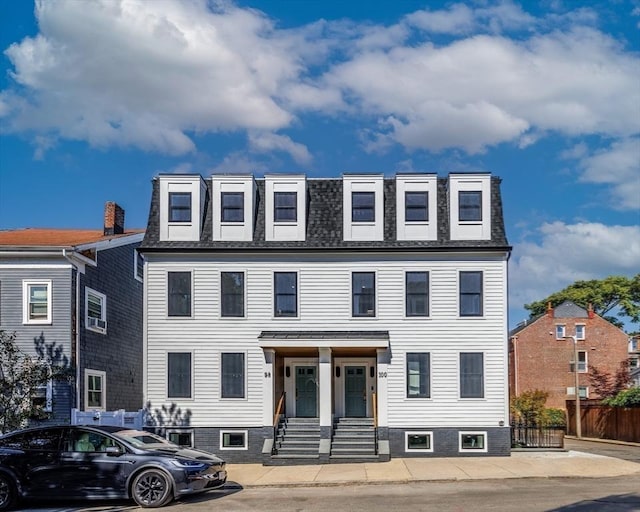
xmin=565 ymin=436 xmax=640 ymax=447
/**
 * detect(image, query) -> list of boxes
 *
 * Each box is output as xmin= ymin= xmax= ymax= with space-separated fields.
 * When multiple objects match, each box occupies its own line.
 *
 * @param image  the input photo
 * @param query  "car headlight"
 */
xmin=169 ymin=459 xmax=208 ymax=470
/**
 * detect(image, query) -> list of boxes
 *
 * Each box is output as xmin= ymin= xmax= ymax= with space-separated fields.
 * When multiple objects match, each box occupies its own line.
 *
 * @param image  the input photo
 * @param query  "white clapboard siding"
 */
xmin=145 ymin=252 xmax=508 ymax=428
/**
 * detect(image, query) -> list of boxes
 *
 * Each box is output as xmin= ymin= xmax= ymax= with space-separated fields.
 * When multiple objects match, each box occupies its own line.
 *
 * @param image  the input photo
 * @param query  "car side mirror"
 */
xmin=105 ymin=446 xmax=123 ymax=456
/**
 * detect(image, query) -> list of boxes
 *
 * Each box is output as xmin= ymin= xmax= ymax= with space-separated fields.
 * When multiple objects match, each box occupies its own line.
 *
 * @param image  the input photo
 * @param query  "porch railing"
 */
xmin=372 ymin=392 xmax=378 ymax=455
xmin=272 ymin=391 xmax=286 ymax=453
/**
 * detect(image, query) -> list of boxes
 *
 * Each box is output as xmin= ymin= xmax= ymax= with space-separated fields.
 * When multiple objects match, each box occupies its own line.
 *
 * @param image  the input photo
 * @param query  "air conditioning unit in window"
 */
xmin=88 ymin=317 xmax=107 ymax=332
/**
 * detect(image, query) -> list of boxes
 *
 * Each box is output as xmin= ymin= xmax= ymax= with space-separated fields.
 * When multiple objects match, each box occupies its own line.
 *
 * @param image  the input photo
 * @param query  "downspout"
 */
xmin=62 ymin=249 xmax=82 ymax=410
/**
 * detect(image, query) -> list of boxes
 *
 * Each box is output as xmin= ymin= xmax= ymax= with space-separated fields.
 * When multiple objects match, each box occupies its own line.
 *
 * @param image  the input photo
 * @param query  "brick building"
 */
xmin=509 ymin=301 xmax=629 ymax=410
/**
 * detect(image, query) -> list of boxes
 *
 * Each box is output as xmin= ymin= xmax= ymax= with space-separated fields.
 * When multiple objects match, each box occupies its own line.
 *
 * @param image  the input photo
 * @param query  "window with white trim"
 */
xmin=406 ymin=271 xmax=429 ymax=317
xmin=23 ymin=280 xmax=52 ymax=324
xmin=32 ymin=366 xmax=53 ymax=414
xmin=567 ymin=386 xmax=589 ymax=399
xmin=460 ymin=352 xmax=484 ymax=398
xmin=352 ymin=192 xmax=375 ymax=222
xmin=168 ymin=192 xmax=192 ymax=223
xmin=221 ymin=272 xmax=245 ymax=318
xmin=406 ymin=353 xmax=430 ymax=398
xmin=459 ymin=271 xmax=482 ymax=316
xmin=85 ymin=287 xmax=107 ymax=334
xmin=168 ymin=352 xmax=192 ymax=399
xmin=555 ymin=324 xmax=566 ymax=339
xmin=85 ymin=369 xmax=106 ymax=410
xmin=458 ymin=191 xmax=482 ymax=221
xmin=220 ymin=430 xmax=248 ymax=450
xmin=221 ymin=353 xmax=245 ymax=399
xmin=570 ymin=351 xmax=587 ymax=373
xmin=167 ymin=429 xmax=194 ymax=447
xmin=274 ymin=191 xmax=297 ymax=222
xmin=168 ymin=272 xmax=192 ymax=317
xmin=352 ymin=272 xmax=375 ymax=317
xmin=274 ymin=272 xmax=297 ymax=317
xmin=405 ymin=191 xmax=428 ymax=222
xmin=405 ymin=432 xmax=433 ymax=452
xmin=221 ymin=192 xmax=244 ymax=222
xmin=575 ymin=324 xmax=585 ymax=340
xmin=459 ymin=432 xmax=487 ymax=452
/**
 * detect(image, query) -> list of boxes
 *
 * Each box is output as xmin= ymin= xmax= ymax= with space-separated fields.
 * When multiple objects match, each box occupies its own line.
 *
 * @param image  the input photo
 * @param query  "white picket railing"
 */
xmin=71 ymin=408 xmax=145 ymax=430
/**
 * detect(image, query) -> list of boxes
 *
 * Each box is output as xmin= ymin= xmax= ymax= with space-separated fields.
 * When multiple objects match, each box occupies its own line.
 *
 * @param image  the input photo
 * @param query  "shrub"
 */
xmin=603 ymin=387 xmax=640 ymax=407
xmin=539 ymin=408 xmax=566 ymax=427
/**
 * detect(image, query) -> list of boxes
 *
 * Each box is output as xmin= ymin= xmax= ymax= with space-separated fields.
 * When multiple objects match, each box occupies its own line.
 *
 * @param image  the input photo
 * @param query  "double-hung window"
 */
xmin=23 ymin=281 xmax=52 ymax=324
xmin=85 ymin=369 xmax=106 ymax=410
xmin=274 ymin=272 xmax=297 ymax=317
xmin=221 ymin=192 xmax=244 ymax=222
xmin=405 ymin=191 xmax=428 ymax=222
xmin=85 ymin=287 xmax=107 ymax=333
xmin=169 ymin=192 xmax=192 ymax=222
xmin=168 ymin=352 xmax=191 ymax=398
xmin=406 ymin=271 xmax=429 ymax=317
xmin=168 ymin=272 xmax=191 ymax=317
xmin=406 ymin=353 xmax=430 ymax=398
xmin=274 ymin=192 xmax=297 ymax=222
xmin=570 ymin=351 xmax=587 ymax=373
xmin=460 ymin=352 xmax=484 ymax=398
xmin=221 ymin=353 xmax=245 ymax=398
xmin=459 ymin=191 xmax=482 ymax=221
xmin=459 ymin=271 xmax=483 ymax=316
xmin=221 ymin=272 xmax=244 ymax=317
xmin=575 ymin=324 xmax=586 ymax=340
xmin=352 ymin=272 xmax=375 ymax=317
xmin=352 ymin=192 xmax=375 ymax=222
xmin=555 ymin=324 xmax=566 ymax=339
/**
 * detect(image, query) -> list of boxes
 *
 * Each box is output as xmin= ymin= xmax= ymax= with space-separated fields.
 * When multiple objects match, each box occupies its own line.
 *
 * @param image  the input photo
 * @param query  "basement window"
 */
xmin=220 ymin=430 xmax=248 ymax=450
xmin=459 ymin=432 xmax=487 ymax=452
xmin=405 ymin=432 xmax=433 ymax=452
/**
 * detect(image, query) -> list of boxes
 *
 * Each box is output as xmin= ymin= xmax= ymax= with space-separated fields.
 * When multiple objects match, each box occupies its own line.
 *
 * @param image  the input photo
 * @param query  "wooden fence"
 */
xmin=566 ymin=400 xmax=640 ymax=442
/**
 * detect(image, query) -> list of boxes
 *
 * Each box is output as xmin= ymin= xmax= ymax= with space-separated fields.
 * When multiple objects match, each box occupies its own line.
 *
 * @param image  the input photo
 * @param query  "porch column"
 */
xmin=318 ymin=347 xmax=332 ymax=427
xmin=376 ymin=348 xmax=390 ymax=429
xmin=262 ymin=349 xmax=275 ymax=428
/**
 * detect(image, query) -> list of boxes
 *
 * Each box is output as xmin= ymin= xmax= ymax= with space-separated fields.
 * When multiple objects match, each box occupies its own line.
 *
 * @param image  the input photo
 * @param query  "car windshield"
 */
xmin=111 ymin=429 xmax=177 ymax=449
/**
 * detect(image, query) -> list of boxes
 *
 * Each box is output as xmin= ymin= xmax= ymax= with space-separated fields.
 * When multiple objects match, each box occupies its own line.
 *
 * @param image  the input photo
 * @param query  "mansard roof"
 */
xmin=140 ymin=175 xmax=510 ymax=252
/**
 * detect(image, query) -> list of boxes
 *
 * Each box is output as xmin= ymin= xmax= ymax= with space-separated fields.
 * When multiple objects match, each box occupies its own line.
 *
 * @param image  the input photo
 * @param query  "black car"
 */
xmin=0 ymin=425 xmax=226 ymax=510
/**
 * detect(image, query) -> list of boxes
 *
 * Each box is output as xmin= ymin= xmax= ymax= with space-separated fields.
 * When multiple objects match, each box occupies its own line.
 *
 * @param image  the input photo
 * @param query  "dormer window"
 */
xmin=405 ymin=191 xmax=428 ymax=222
xmin=169 ymin=192 xmax=192 ymax=223
xmin=459 ymin=191 xmax=482 ymax=222
xmin=352 ymin=192 xmax=375 ymax=222
xmin=274 ymin=192 xmax=297 ymax=222
xmin=221 ymin=192 xmax=244 ymax=223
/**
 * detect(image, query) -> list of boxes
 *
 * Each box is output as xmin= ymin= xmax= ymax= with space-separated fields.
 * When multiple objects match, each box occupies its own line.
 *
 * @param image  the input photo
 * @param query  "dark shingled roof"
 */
xmin=141 ymin=176 xmax=510 ymax=252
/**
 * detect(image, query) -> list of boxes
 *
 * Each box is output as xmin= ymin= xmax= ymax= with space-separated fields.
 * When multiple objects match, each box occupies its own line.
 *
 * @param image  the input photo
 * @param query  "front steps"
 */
xmin=330 ymin=417 xmax=378 ymax=462
xmin=266 ymin=416 xmax=385 ymax=465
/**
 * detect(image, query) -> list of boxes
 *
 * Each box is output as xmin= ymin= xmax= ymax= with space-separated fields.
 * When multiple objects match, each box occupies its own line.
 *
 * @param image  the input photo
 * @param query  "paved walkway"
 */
xmin=225 ymin=450 xmax=640 ymax=488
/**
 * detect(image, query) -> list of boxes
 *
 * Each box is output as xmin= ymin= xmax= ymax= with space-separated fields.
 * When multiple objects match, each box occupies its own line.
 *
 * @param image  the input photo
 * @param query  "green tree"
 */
xmin=524 ymin=274 xmax=640 ymax=329
xmin=603 ymin=387 xmax=640 ymax=407
xmin=510 ymin=389 xmax=548 ymax=424
xmin=0 ymin=330 xmax=59 ymax=433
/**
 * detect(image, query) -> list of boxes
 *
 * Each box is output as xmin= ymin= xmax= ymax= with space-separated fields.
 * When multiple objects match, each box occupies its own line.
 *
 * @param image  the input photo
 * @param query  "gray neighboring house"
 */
xmin=0 ymin=202 xmax=144 ymax=428
xmin=140 ymin=172 xmax=512 ymax=464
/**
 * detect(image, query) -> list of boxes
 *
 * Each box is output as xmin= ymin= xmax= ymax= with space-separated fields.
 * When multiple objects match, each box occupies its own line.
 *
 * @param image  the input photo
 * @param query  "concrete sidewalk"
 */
xmin=225 ymin=451 xmax=640 ymax=488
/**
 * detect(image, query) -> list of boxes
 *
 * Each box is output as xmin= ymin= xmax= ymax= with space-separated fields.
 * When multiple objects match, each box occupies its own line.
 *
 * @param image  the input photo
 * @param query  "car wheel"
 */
xmin=0 ymin=474 xmax=17 ymax=512
xmin=131 ymin=469 xmax=173 ymax=508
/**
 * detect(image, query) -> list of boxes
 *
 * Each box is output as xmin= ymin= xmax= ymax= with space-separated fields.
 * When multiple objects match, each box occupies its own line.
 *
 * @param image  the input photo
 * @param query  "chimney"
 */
xmin=587 ymin=303 xmax=595 ymax=319
xmin=104 ymin=202 xmax=125 ymax=235
xmin=546 ymin=301 xmax=554 ymax=318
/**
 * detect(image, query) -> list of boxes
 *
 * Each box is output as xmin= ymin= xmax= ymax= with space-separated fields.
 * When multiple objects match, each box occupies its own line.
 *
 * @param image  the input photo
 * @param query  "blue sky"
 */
xmin=0 ymin=0 xmax=638 ymax=329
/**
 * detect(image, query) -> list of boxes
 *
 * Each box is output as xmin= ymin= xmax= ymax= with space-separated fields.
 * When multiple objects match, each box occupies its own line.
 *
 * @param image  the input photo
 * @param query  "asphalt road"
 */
xmin=16 ymin=476 xmax=640 ymax=512
xmin=16 ymin=439 xmax=640 ymax=512
xmin=564 ymin=438 xmax=640 ymax=463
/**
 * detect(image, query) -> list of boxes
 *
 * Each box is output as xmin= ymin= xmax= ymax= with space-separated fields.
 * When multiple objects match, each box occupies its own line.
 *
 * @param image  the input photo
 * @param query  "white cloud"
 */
xmin=509 ymin=221 xmax=640 ymax=312
xmin=248 ymin=131 xmax=312 ymax=165
xmin=3 ymin=0 xmax=300 ymax=154
xmin=208 ymin=152 xmax=269 ymax=175
xmin=1 ymin=0 xmax=639 ymax=160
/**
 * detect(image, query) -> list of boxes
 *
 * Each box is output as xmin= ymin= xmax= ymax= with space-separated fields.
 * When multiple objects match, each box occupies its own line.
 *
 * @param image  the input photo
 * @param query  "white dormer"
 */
xmin=211 ymin=175 xmax=255 ymax=241
xmin=159 ymin=175 xmax=206 ymax=242
xmin=265 ymin=174 xmax=306 ymax=242
xmin=396 ymin=174 xmax=438 ymax=241
xmin=449 ymin=173 xmax=491 ymax=241
xmin=343 ymin=174 xmax=384 ymax=242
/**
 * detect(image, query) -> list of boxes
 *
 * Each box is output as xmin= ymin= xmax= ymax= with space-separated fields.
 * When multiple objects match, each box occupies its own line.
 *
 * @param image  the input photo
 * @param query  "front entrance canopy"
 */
xmin=257 ymin=330 xmax=389 ymax=349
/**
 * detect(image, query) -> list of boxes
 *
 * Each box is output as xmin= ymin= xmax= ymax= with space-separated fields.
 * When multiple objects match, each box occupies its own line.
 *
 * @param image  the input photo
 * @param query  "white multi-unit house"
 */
xmin=140 ymin=172 xmax=511 ymax=463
